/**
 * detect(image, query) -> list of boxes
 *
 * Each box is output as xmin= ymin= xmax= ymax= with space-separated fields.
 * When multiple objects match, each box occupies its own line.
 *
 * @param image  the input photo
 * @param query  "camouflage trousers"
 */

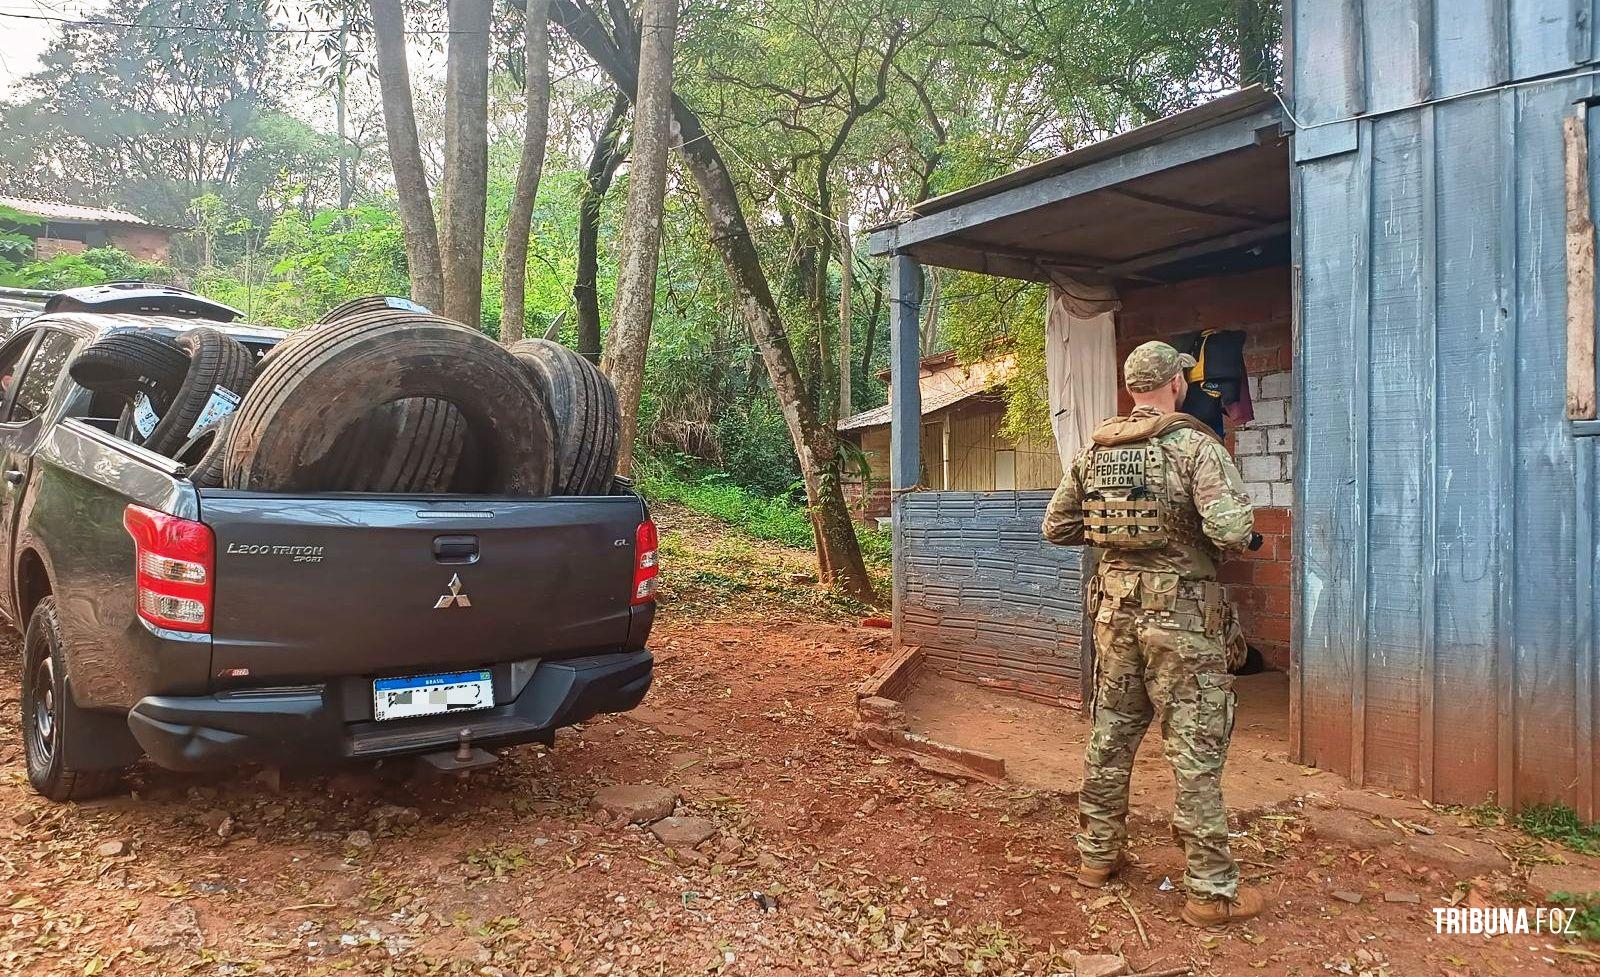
xmin=1078 ymin=568 xmax=1239 ymax=900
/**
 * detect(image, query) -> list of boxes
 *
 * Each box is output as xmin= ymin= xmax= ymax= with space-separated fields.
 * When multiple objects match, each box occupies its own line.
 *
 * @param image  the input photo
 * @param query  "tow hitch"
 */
xmin=418 ymin=728 xmax=498 ymax=774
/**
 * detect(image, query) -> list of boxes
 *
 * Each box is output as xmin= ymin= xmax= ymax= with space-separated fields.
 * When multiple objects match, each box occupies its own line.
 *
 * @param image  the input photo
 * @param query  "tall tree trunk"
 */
xmin=440 ymin=0 xmax=492 ymax=327
xmin=838 ymin=209 xmax=853 ymax=418
xmin=600 ymin=0 xmax=678 ymax=477
xmin=549 ymin=0 xmax=874 ymax=602
xmin=500 ymin=0 xmax=554 ymax=345
xmin=575 ymin=93 xmax=630 ymax=363
xmin=860 ymin=276 xmax=880 ymax=383
xmin=336 ymin=12 xmax=352 ymax=211
xmin=1237 ymin=0 xmax=1269 ymax=84
xmin=369 ymin=0 xmax=443 ymax=310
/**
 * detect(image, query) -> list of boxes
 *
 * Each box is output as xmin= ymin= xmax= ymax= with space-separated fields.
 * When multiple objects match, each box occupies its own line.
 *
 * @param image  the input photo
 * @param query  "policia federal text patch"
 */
xmin=1090 ymin=447 xmax=1147 ymax=489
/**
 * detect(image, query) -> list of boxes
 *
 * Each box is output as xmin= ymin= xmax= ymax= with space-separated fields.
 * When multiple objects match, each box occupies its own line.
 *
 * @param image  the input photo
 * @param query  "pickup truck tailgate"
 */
xmin=199 ymin=493 xmax=644 ymax=686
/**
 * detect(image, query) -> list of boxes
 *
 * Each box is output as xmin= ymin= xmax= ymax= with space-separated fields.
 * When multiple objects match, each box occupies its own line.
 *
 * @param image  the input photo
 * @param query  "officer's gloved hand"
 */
xmin=1247 ymin=533 xmax=1264 ymax=552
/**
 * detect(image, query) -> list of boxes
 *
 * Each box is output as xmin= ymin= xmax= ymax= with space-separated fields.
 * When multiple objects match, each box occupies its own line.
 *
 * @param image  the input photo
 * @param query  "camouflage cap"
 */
xmin=1124 ymin=341 xmax=1197 ymax=393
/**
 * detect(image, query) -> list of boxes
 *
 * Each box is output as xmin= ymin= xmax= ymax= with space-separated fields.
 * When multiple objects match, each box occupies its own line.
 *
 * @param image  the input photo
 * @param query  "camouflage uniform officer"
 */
xmin=1041 ymin=341 xmax=1264 ymax=927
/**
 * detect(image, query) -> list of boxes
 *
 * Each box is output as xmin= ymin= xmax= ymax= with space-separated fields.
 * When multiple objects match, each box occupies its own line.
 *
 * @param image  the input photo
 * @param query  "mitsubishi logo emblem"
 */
xmin=434 ymin=574 xmax=472 ymax=609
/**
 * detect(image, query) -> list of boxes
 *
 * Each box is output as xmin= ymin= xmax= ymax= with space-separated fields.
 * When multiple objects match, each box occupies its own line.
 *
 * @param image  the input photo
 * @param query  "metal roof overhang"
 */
xmin=866 ymin=86 xmax=1291 ymax=286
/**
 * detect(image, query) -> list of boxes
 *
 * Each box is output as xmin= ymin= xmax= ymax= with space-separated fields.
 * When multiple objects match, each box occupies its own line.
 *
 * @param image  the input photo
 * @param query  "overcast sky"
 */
xmin=0 ymin=2 xmax=104 ymax=95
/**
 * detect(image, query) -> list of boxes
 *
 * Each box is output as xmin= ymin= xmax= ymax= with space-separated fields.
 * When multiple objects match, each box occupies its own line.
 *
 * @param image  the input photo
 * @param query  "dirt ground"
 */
xmin=905 ymin=671 xmax=1350 ymax=809
xmin=0 ymin=515 xmax=1595 ymax=976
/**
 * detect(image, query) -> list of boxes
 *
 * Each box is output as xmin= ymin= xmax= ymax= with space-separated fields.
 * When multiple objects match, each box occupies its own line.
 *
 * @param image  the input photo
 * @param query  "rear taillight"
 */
xmin=124 ymin=503 xmax=214 ymax=633
xmin=632 ymin=519 xmax=660 ymax=604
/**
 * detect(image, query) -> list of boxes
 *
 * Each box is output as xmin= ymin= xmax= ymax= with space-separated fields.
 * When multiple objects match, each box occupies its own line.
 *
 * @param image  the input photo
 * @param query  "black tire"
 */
xmin=223 ymin=311 xmax=557 ymax=495
xmin=319 ymin=295 xmax=431 ymax=325
xmin=68 ymin=332 xmax=189 ymax=410
xmin=21 ymin=597 xmax=125 ymax=801
xmin=259 ymin=322 xmax=470 ymax=493
xmin=138 ymin=328 xmax=256 ymax=458
xmin=509 ymin=339 xmax=620 ymax=495
xmin=176 ymin=413 xmax=232 ymax=488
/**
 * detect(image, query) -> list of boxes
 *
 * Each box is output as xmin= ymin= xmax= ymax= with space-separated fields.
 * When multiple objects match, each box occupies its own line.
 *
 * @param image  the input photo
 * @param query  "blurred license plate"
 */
xmin=373 ymin=669 xmax=493 ymax=721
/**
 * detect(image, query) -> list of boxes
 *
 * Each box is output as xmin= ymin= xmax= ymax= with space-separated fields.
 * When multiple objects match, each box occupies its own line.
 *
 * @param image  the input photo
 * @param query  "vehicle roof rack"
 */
xmin=42 ymin=282 xmax=243 ymax=322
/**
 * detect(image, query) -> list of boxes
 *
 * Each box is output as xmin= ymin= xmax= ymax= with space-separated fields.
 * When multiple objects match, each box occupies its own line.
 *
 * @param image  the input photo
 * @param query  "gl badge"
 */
xmin=434 ymin=573 xmax=472 ymax=609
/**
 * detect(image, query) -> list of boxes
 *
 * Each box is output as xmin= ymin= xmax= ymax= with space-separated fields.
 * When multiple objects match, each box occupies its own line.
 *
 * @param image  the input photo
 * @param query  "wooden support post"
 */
xmin=889 ymin=253 xmax=923 ymax=645
xmin=1566 ymin=112 xmax=1597 ymax=421
xmin=889 ymin=254 xmax=924 ymax=493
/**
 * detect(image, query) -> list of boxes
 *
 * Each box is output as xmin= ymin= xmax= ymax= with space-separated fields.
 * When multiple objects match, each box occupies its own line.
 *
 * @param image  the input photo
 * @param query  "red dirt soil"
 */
xmin=0 ymin=610 xmax=1588 ymax=975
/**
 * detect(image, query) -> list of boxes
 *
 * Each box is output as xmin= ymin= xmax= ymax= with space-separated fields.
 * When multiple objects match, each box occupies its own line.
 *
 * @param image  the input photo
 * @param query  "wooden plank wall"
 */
xmin=1291 ymin=0 xmax=1600 ymax=812
xmin=899 ymin=491 xmax=1091 ymax=708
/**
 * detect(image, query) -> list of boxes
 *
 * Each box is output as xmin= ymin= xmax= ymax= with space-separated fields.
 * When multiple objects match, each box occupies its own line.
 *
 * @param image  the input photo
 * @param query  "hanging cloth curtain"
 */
xmin=1044 ymin=272 xmax=1120 ymax=469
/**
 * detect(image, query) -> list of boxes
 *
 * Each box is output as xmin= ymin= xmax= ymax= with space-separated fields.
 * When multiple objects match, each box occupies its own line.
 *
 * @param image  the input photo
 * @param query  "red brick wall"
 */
xmin=34 ymin=237 xmax=87 ymax=259
xmin=1114 ymin=267 xmax=1295 ymax=670
xmin=107 ymin=225 xmax=172 ymax=264
xmin=1221 ymin=507 xmax=1292 ymax=668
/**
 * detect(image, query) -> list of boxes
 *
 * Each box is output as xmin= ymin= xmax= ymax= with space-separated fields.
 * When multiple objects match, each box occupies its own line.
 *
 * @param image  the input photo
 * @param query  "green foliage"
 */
xmin=0 ymin=205 xmax=42 ymax=277
xmin=1517 ymin=803 xmax=1600 ymax=854
xmin=1550 ymin=892 xmax=1600 ymax=942
xmin=1 ymin=247 xmax=171 ymax=290
xmin=0 ymin=0 xmax=289 ymax=223
xmin=192 ymin=205 xmax=407 ymax=327
xmin=637 ymin=453 xmax=816 ymax=550
xmin=655 ymin=529 xmax=884 ymax=618
xmin=0 ymin=0 xmax=1282 ymax=524
xmin=941 ymin=273 xmax=1051 ymax=443
xmin=636 ymin=452 xmax=891 ymax=567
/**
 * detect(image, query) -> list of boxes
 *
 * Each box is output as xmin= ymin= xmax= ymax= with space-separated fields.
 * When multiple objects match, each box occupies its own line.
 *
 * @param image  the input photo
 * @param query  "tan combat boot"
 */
xmin=1076 ymin=854 xmax=1126 ymax=888
xmin=1180 ymin=887 xmax=1267 ymax=927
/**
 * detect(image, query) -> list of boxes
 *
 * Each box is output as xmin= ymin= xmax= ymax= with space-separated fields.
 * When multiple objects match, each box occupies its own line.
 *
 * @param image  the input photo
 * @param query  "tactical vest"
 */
xmin=1081 ymin=413 xmax=1211 ymax=552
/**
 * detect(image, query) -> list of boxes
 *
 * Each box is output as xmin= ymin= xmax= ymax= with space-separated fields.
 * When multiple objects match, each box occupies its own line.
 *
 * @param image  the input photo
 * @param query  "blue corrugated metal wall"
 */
xmin=1291 ymin=0 xmax=1600 ymax=812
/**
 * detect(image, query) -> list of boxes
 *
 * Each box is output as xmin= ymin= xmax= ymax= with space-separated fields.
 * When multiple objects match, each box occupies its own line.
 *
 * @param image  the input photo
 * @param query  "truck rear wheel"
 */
xmin=223 ymin=311 xmax=556 ymax=495
xmin=509 ymin=339 xmax=620 ymax=494
xmin=21 ymin=597 xmax=125 ymax=801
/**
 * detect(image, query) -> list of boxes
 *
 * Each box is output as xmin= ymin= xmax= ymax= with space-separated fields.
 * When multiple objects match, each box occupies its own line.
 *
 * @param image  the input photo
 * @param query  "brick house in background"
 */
xmin=0 ymin=195 xmax=176 ymax=264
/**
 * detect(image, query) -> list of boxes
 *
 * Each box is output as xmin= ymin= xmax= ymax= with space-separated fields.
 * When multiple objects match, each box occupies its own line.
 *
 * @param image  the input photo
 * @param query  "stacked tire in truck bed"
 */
xmin=66 ymin=301 xmax=621 ymax=496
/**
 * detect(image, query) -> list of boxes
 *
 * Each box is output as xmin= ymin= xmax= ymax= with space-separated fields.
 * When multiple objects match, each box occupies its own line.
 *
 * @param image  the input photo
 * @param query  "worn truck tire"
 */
xmin=319 ymin=295 xmax=431 ymax=325
xmin=307 ymin=396 xmax=470 ymax=492
xmin=262 ymin=315 xmax=470 ymax=492
xmin=67 ymin=331 xmax=189 ymax=410
xmin=138 ymin=328 xmax=256 ymax=458
xmin=509 ymin=339 xmax=620 ymax=495
xmin=223 ymin=311 xmax=556 ymax=495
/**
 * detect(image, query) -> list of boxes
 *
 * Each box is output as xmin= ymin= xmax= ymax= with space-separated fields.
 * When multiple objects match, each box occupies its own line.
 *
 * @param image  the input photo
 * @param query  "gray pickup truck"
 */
xmin=5 ymin=310 xmax=656 ymax=800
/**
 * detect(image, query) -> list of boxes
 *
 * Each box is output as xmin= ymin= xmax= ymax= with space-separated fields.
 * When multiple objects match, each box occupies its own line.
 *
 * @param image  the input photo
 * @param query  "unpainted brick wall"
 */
xmin=1114 ymin=267 xmax=1294 ymax=669
xmin=107 ymin=225 xmax=173 ymax=263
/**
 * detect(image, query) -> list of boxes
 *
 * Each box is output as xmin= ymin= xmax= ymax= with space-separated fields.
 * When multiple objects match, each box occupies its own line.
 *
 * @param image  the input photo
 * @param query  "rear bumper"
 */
xmin=127 ymin=650 xmax=652 ymax=771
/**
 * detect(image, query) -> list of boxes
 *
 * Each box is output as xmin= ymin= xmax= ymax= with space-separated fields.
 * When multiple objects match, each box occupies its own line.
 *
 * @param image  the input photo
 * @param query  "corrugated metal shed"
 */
xmin=1290 ymin=0 xmax=1600 ymax=813
xmin=0 ymin=195 xmax=162 ymax=228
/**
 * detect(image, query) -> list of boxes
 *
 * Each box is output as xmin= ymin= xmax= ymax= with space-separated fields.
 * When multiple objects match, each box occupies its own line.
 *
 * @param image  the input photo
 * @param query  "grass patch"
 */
xmin=655 ymin=530 xmax=882 ymax=619
xmin=636 ymin=455 xmax=891 ymax=569
xmin=1517 ymin=803 xmax=1600 ymax=855
xmin=1435 ymin=799 xmax=1507 ymax=829
xmin=1551 ymin=893 xmax=1600 ymax=942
